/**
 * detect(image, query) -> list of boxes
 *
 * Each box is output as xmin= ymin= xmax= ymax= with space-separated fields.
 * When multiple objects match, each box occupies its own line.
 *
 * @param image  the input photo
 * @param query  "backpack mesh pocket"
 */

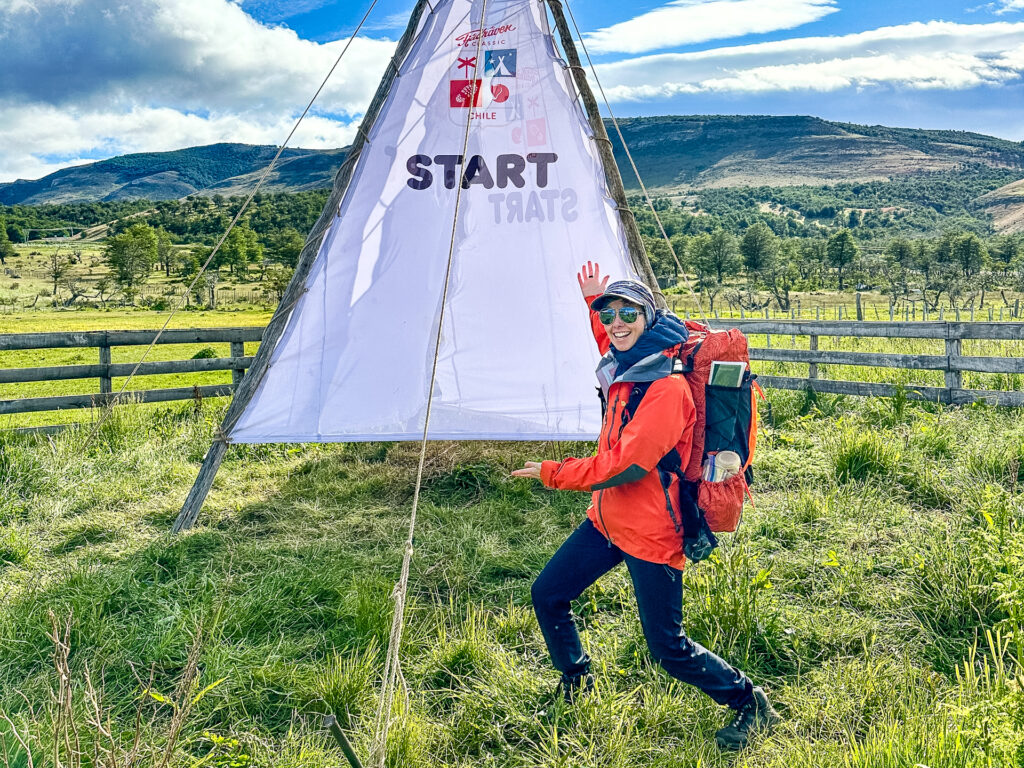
xmin=697 ymin=472 xmax=745 ymax=532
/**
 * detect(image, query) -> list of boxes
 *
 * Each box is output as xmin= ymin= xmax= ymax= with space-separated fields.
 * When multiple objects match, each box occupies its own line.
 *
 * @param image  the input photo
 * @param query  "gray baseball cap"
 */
xmin=589 ymin=280 xmax=657 ymax=328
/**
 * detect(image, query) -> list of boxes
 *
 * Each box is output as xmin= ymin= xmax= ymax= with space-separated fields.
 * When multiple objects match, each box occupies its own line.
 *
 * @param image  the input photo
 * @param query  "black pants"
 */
xmin=531 ymin=518 xmax=753 ymax=709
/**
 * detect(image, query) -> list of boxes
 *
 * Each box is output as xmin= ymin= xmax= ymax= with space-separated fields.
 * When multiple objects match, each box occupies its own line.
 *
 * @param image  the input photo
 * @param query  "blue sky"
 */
xmin=1 ymin=0 xmax=1023 ymax=183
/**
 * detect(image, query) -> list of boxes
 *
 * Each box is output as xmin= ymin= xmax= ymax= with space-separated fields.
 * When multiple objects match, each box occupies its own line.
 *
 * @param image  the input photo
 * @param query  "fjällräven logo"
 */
xmin=455 ymin=23 xmax=516 ymax=48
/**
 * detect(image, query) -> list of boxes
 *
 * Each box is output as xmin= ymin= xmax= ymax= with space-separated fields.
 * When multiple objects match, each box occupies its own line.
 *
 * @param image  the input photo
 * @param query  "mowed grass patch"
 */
xmin=0 ymin=394 xmax=1023 ymax=766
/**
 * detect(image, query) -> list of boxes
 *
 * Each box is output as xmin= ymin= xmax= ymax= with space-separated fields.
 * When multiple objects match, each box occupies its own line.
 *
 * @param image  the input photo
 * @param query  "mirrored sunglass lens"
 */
xmin=620 ymin=308 xmax=639 ymax=323
xmin=599 ymin=308 xmax=616 ymax=325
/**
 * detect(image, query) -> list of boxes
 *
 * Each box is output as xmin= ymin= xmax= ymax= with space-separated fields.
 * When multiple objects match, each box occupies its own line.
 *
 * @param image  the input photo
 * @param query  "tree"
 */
xmin=951 ymin=232 xmax=987 ymax=277
xmin=881 ymin=237 xmax=915 ymax=307
xmin=156 ymin=228 xmax=174 ymax=277
xmin=826 ymin=229 xmax=858 ymax=290
xmin=642 ymin=234 xmax=676 ymax=287
xmin=265 ymin=228 xmax=305 ymax=269
xmin=263 ymin=264 xmax=294 ymax=302
xmin=104 ymin=224 xmax=158 ymax=302
xmin=739 ymin=222 xmax=777 ymax=275
xmin=0 ymin=217 xmax=14 ymax=266
xmin=5 ymin=221 xmax=24 ymax=244
xmin=760 ymin=238 xmax=799 ymax=310
xmin=991 ymin=235 xmax=1020 ymax=278
xmin=796 ymin=238 xmax=827 ymax=287
xmin=689 ymin=229 xmax=740 ymax=312
xmin=702 ymin=229 xmax=741 ymax=284
xmin=44 ymin=249 xmax=73 ymax=296
xmin=218 ymin=224 xmax=263 ymax=278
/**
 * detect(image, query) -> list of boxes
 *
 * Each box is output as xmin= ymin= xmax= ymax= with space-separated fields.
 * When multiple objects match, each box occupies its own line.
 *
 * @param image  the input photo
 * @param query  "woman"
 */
xmin=512 ymin=262 xmax=779 ymax=750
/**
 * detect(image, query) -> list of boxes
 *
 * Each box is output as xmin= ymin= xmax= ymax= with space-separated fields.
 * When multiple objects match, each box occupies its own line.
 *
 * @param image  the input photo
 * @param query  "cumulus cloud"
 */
xmin=0 ymin=0 xmax=394 ymax=181
xmin=595 ymin=21 xmax=1024 ymax=100
xmin=583 ymin=0 xmax=838 ymax=55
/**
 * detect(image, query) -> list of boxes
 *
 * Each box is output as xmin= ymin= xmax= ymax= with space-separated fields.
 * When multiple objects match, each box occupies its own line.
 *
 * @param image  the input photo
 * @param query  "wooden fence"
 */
xmin=713 ymin=319 xmax=1024 ymax=407
xmin=1 ymin=321 xmax=1022 ymax=427
xmin=0 ymin=327 xmax=263 ymax=418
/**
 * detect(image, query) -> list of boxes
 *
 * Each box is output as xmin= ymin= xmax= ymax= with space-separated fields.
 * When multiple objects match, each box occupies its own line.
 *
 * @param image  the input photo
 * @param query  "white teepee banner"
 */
xmin=230 ymin=0 xmax=636 ymax=442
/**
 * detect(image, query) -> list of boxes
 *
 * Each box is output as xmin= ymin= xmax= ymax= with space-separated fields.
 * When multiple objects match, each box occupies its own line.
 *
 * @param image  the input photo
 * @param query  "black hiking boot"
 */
xmin=557 ymin=671 xmax=594 ymax=704
xmin=715 ymin=687 xmax=780 ymax=750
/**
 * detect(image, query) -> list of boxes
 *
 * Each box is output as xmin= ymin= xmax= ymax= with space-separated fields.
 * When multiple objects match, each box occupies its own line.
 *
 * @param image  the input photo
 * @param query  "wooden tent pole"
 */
xmin=544 ymin=0 xmax=665 ymax=308
xmin=173 ymin=0 xmax=433 ymax=533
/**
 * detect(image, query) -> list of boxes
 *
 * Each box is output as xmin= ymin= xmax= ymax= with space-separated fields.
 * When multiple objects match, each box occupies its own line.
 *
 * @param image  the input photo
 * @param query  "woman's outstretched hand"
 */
xmin=577 ymin=261 xmax=608 ymax=299
xmin=512 ymin=461 xmax=542 ymax=480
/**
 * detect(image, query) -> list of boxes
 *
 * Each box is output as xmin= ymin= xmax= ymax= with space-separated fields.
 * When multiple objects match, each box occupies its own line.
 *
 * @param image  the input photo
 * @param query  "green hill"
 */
xmin=0 ymin=144 xmax=337 ymax=206
xmin=605 ymin=115 xmax=1024 ymax=189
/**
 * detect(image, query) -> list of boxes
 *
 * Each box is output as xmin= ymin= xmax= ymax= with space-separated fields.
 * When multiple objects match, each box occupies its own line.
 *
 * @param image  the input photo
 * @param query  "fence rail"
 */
xmin=0 ymin=327 xmax=264 ymax=419
xmin=1 ymin=321 xmax=1022 ymax=426
xmin=710 ymin=319 xmax=1024 ymax=407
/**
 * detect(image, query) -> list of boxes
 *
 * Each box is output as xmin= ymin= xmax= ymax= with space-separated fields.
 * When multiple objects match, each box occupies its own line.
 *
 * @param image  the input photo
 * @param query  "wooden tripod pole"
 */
xmin=544 ymin=0 xmax=665 ymax=308
xmin=173 ymin=0 xmax=433 ymax=533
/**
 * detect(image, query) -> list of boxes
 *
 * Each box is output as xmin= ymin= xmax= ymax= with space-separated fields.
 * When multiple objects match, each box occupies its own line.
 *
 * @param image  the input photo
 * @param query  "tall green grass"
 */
xmin=1 ymin=393 xmax=1023 ymax=766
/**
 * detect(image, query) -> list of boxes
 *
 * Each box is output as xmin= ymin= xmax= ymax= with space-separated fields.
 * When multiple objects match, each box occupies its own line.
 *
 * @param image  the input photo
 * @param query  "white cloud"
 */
xmin=0 ymin=0 xmax=394 ymax=182
xmin=584 ymin=0 xmax=838 ymax=55
xmin=595 ymin=20 xmax=1024 ymax=99
xmin=991 ymin=0 xmax=1024 ymax=13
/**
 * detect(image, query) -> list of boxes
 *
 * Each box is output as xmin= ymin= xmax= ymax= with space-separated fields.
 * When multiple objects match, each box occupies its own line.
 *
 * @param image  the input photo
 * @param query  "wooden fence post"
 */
xmin=1016 ymin=299 xmax=1020 ymax=318
xmin=230 ymin=341 xmax=245 ymax=387
xmin=944 ymin=327 xmax=961 ymax=405
xmin=98 ymin=340 xmax=112 ymax=395
xmin=808 ymin=334 xmax=818 ymax=380
xmin=856 ymin=293 xmax=863 ymax=321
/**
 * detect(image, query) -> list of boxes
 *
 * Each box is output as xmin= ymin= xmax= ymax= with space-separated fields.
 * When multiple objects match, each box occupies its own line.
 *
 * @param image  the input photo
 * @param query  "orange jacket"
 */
xmin=540 ymin=294 xmax=696 ymax=568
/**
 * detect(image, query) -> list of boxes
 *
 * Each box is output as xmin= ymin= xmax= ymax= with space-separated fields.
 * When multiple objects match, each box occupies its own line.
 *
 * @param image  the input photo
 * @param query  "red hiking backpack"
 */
xmin=622 ymin=320 xmax=759 ymax=562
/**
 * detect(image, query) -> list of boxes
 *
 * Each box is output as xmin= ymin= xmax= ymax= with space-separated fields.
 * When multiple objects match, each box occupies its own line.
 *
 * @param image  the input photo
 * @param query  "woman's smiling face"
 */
xmin=603 ymin=298 xmax=645 ymax=352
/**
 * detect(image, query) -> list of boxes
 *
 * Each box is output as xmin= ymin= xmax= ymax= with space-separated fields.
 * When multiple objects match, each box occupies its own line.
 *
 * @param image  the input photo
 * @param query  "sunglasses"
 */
xmin=598 ymin=306 xmax=642 ymax=325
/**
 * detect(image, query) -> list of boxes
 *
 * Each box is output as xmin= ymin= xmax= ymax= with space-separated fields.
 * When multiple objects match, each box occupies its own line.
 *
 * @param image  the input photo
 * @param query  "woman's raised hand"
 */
xmin=577 ymin=261 xmax=608 ymax=299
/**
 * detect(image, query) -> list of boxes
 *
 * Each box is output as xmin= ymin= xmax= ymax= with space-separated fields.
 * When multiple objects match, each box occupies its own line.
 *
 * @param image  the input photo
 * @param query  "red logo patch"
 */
xmin=450 ymin=80 xmax=482 ymax=108
xmin=490 ymin=83 xmax=510 ymax=103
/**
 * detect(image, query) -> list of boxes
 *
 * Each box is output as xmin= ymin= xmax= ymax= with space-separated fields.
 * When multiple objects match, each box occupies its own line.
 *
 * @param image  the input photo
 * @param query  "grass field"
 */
xmin=1 ymin=390 xmax=1023 ymax=767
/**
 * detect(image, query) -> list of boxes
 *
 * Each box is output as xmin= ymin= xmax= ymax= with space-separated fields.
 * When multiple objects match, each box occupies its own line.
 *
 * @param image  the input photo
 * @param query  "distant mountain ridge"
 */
xmin=3 ymin=115 xmax=1023 ymax=206
xmin=0 ymin=144 xmax=350 ymax=206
